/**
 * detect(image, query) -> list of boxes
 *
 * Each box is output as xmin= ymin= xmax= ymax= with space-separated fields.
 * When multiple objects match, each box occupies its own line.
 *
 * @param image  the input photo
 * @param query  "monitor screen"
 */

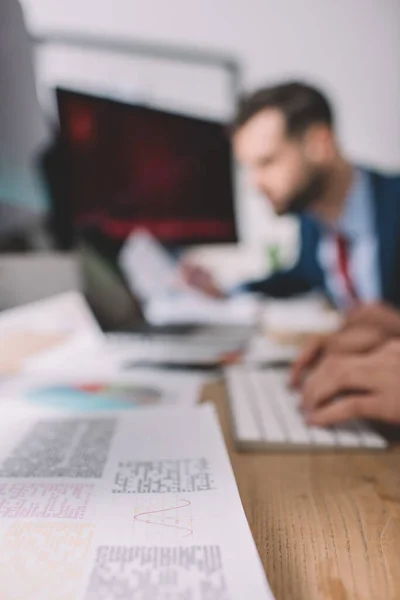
xmin=55 ymin=88 xmax=237 ymax=247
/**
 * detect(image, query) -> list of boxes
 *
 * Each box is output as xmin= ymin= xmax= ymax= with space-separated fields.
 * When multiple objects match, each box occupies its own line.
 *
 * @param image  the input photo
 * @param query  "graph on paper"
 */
xmin=0 ymin=405 xmax=274 ymax=600
xmin=132 ymin=495 xmax=194 ymax=542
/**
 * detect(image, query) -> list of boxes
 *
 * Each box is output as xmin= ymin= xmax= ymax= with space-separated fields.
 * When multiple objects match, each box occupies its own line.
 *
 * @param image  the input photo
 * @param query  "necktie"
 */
xmin=335 ymin=232 xmax=358 ymax=303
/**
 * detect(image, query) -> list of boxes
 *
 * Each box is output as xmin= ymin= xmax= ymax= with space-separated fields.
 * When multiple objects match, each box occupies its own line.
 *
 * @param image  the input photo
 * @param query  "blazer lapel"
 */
xmin=370 ymin=170 xmax=398 ymax=302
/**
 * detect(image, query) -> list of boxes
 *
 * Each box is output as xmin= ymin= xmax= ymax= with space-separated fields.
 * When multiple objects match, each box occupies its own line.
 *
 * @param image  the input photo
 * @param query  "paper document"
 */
xmin=0 ymin=368 xmax=202 ymax=415
xmin=0 ymin=292 xmax=104 ymax=377
xmin=183 ymin=243 xmax=270 ymax=290
xmin=119 ymin=230 xmax=262 ymax=326
xmin=119 ymin=230 xmax=183 ymax=301
xmin=146 ymin=292 xmax=261 ymax=326
xmin=263 ymin=295 xmax=342 ymax=339
xmin=0 ymin=405 xmax=274 ymax=599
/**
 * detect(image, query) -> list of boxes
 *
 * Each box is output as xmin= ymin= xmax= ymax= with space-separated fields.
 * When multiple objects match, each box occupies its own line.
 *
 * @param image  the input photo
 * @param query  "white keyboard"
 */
xmin=225 ymin=366 xmax=387 ymax=451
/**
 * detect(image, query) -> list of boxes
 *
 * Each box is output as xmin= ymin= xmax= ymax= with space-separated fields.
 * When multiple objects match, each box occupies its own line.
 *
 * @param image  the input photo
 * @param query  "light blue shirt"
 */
xmin=318 ymin=168 xmax=381 ymax=306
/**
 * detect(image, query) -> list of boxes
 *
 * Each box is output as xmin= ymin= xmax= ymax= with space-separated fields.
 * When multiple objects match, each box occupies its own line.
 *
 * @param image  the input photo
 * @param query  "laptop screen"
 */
xmin=78 ymin=241 xmax=145 ymax=331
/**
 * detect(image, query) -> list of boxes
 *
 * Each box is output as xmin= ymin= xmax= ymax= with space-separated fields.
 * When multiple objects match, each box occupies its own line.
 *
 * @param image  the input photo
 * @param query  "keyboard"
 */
xmin=225 ymin=366 xmax=387 ymax=451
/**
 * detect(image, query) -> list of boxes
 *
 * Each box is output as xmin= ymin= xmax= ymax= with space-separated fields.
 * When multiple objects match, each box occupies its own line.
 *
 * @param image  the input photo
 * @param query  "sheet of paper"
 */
xmin=0 ymin=292 xmax=104 ymax=377
xmin=119 ymin=230 xmax=262 ymax=326
xmin=0 ymin=405 xmax=274 ymax=599
xmin=146 ymin=292 xmax=262 ymax=326
xmin=183 ymin=243 xmax=270 ymax=290
xmin=263 ymin=295 xmax=342 ymax=337
xmin=0 ymin=368 xmax=203 ymax=415
xmin=119 ymin=230 xmax=183 ymax=301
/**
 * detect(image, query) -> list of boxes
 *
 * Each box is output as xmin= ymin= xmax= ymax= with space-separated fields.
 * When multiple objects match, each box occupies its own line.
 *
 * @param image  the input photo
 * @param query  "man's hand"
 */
xmin=290 ymin=302 xmax=400 ymax=389
xmin=290 ymin=325 xmax=391 ymax=388
xmin=299 ymin=340 xmax=400 ymax=426
xmin=180 ymin=262 xmax=225 ymax=298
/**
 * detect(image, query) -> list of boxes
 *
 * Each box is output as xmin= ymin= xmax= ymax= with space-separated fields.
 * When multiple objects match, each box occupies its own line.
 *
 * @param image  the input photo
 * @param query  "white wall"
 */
xmin=21 ymin=0 xmax=400 ymax=248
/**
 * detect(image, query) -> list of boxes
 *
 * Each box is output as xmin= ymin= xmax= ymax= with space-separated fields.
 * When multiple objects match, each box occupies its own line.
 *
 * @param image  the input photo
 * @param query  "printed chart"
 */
xmin=132 ymin=495 xmax=194 ymax=542
xmin=26 ymin=382 xmax=162 ymax=411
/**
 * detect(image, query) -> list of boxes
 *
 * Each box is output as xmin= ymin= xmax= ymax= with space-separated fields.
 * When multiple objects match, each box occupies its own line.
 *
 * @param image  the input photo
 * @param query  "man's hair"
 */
xmin=233 ymin=81 xmax=334 ymax=137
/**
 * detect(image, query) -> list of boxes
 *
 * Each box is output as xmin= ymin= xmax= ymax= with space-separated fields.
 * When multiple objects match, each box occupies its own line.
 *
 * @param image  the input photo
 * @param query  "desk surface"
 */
xmin=206 ymin=379 xmax=400 ymax=600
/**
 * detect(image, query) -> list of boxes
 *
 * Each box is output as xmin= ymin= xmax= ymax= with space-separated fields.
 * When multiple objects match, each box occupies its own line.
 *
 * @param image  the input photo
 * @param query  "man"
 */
xmin=290 ymin=302 xmax=400 ymax=426
xmin=184 ymin=81 xmax=400 ymax=309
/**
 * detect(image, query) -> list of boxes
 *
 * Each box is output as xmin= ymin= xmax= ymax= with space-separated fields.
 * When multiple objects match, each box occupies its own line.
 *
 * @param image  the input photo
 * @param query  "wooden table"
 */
xmin=205 ymin=379 xmax=400 ymax=600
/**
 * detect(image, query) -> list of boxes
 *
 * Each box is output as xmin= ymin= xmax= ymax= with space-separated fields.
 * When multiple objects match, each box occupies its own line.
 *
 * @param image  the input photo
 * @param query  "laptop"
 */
xmin=79 ymin=241 xmax=252 ymax=367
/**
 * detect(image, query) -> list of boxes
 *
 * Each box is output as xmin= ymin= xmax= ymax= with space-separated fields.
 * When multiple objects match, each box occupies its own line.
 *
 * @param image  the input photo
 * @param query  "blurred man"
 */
xmin=290 ymin=302 xmax=400 ymax=426
xmin=184 ymin=81 xmax=400 ymax=310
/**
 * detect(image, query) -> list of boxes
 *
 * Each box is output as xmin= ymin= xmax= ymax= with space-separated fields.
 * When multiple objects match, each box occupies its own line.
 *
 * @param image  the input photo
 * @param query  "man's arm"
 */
xmin=182 ymin=257 xmax=315 ymax=299
xmin=240 ymin=264 xmax=315 ymax=297
xmin=183 ymin=216 xmax=322 ymax=298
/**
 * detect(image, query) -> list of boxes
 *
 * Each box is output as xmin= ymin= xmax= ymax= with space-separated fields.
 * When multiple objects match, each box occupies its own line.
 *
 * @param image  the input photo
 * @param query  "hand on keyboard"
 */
xmin=300 ymin=340 xmax=400 ymax=426
xmin=291 ymin=302 xmax=400 ymax=389
xmin=290 ymin=325 xmax=392 ymax=389
xmin=225 ymin=366 xmax=387 ymax=449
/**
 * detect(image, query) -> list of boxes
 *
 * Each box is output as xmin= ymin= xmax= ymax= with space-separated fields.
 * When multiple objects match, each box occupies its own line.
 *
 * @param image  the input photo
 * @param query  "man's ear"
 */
xmin=303 ymin=124 xmax=336 ymax=163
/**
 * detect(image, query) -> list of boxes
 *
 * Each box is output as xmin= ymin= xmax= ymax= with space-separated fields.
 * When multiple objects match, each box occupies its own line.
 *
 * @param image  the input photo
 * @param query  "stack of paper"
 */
xmin=0 ymin=293 xmax=205 ymax=411
xmin=0 ymin=292 xmax=275 ymax=598
xmin=0 ymin=404 xmax=274 ymax=599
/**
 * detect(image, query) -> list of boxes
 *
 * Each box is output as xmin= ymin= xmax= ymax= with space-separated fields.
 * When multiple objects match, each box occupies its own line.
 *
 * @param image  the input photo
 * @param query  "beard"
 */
xmin=283 ymin=169 xmax=331 ymax=216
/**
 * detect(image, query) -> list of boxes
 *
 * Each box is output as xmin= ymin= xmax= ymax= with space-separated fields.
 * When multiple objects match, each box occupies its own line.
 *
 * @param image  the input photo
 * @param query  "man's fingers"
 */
xmin=301 ymin=355 xmax=373 ymax=413
xmin=180 ymin=263 xmax=196 ymax=285
xmin=181 ymin=264 xmax=205 ymax=285
xmin=181 ymin=264 xmax=223 ymax=297
xmin=289 ymin=336 xmax=325 ymax=389
xmin=327 ymin=326 xmax=386 ymax=354
xmin=306 ymin=394 xmax=380 ymax=426
xmin=289 ymin=324 xmax=383 ymax=391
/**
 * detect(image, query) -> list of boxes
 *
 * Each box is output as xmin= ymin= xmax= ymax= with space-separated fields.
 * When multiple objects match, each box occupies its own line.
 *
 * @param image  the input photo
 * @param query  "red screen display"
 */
xmin=56 ymin=88 xmax=237 ymax=245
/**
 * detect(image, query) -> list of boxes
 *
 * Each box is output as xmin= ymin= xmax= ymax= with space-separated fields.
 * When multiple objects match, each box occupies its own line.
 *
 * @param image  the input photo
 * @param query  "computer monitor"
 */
xmin=55 ymin=88 xmax=237 ymax=249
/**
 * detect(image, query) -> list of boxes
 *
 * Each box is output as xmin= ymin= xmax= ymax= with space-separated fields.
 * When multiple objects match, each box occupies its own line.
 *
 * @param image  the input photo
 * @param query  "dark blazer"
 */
xmin=243 ymin=169 xmax=400 ymax=307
